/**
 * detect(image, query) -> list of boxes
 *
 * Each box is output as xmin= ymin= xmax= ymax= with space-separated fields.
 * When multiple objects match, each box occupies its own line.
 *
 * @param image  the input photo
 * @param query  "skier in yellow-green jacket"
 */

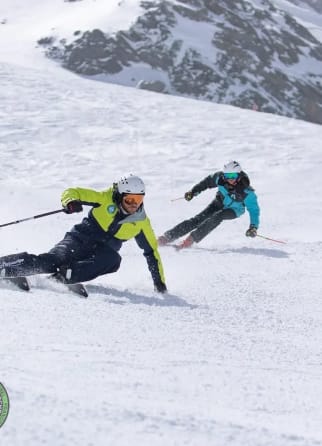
xmin=0 ymin=175 xmax=167 ymax=293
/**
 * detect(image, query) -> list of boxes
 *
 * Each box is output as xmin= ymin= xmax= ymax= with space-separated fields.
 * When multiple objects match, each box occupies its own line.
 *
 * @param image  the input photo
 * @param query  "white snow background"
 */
xmin=1 ymin=1 xmax=322 ymax=445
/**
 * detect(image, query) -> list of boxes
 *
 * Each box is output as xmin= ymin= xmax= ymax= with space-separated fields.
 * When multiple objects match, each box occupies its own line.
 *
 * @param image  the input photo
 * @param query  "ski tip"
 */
xmin=19 ymin=280 xmax=31 ymax=291
xmin=67 ymin=283 xmax=88 ymax=298
xmin=49 ymin=274 xmax=88 ymax=298
xmin=0 ymin=277 xmax=30 ymax=291
xmin=79 ymin=288 xmax=88 ymax=298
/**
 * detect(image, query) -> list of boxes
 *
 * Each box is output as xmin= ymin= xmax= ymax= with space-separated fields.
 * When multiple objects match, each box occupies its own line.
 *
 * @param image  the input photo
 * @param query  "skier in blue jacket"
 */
xmin=158 ymin=161 xmax=260 ymax=249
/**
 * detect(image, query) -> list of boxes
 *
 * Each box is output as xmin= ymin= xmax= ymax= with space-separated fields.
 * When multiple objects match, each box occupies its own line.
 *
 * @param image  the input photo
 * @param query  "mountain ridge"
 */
xmin=35 ymin=0 xmax=322 ymax=124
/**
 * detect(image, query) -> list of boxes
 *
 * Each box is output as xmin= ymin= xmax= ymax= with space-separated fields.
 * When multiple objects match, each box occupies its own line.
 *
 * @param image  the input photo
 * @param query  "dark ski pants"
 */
xmin=0 ymin=233 xmax=121 ymax=283
xmin=164 ymin=200 xmax=237 ymax=243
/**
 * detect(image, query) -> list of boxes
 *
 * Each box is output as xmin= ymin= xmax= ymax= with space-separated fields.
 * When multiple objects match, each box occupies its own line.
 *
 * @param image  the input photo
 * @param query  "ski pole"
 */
xmin=170 ymin=196 xmax=185 ymax=202
xmin=0 ymin=209 xmax=65 ymax=229
xmin=257 ymin=234 xmax=287 ymax=244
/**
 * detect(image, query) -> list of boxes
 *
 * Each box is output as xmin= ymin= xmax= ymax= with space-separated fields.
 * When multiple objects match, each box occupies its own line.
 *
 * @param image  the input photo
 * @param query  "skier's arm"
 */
xmin=189 ymin=172 xmax=221 ymax=197
xmin=61 ymin=187 xmax=106 ymax=208
xmin=135 ymin=220 xmax=167 ymax=292
xmin=244 ymin=189 xmax=260 ymax=228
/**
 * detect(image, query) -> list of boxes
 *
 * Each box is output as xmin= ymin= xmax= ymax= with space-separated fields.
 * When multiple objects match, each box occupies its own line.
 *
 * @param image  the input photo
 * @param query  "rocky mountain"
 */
xmin=38 ymin=0 xmax=322 ymax=124
xmin=286 ymin=0 xmax=322 ymax=13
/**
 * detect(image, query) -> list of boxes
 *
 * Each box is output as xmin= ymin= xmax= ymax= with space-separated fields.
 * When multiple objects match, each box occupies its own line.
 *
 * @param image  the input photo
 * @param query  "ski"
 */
xmin=64 ymin=282 xmax=88 ymax=298
xmin=48 ymin=274 xmax=88 ymax=298
xmin=0 ymin=275 xmax=87 ymax=297
xmin=0 ymin=276 xmax=30 ymax=291
xmin=160 ymin=243 xmax=184 ymax=250
xmin=170 ymin=244 xmax=181 ymax=250
xmin=160 ymin=242 xmax=205 ymax=251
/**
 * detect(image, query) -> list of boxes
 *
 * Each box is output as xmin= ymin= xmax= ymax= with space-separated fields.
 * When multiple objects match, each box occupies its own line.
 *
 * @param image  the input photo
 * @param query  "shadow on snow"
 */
xmin=87 ymin=284 xmax=198 ymax=309
xmin=190 ymin=246 xmax=288 ymax=258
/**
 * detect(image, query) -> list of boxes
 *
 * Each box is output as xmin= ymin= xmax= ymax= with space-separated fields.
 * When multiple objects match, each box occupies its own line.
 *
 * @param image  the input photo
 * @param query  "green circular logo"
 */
xmin=0 ymin=383 xmax=9 ymax=428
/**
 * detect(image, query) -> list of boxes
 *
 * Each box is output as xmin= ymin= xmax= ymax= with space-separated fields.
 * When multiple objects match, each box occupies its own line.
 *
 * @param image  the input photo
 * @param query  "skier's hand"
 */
xmin=245 ymin=225 xmax=257 ymax=238
xmin=154 ymin=282 xmax=167 ymax=293
xmin=184 ymin=191 xmax=194 ymax=201
xmin=63 ymin=200 xmax=83 ymax=214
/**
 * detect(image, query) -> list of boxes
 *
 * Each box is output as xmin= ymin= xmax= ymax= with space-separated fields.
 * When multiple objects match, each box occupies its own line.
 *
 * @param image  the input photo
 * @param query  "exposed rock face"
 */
xmin=137 ymin=80 xmax=168 ymax=93
xmin=38 ymin=0 xmax=322 ymax=124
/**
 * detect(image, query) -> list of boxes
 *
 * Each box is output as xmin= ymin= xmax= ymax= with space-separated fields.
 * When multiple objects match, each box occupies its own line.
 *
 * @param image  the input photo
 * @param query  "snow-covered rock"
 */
xmin=38 ymin=0 xmax=322 ymax=124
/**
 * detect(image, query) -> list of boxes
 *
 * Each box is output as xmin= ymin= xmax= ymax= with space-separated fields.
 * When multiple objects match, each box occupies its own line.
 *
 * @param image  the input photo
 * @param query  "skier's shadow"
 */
xmin=87 ymin=284 xmax=197 ymax=309
xmin=192 ymin=246 xmax=288 ymax=258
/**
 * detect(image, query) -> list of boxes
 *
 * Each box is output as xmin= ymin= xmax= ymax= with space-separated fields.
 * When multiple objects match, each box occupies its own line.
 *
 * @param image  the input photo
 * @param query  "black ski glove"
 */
xmin=245 ymin=225 xmax=257 ymax=238
xmin=154 ymin=281 xmax=167 ymax=293
xmin=184 ymin=191 xmax=194 ymax=201
xmin=64 ymin=200 xmax=83 ymax=214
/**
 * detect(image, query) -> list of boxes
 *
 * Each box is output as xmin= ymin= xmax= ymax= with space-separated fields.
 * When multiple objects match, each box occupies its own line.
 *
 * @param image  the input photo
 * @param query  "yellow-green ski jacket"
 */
xmin=61 ymin=186 xmax=166 ymax=287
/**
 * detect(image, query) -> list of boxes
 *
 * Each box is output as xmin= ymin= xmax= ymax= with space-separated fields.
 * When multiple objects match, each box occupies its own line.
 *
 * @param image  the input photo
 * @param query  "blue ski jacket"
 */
xmin=191 ymin=171 xmax=260 ymax=228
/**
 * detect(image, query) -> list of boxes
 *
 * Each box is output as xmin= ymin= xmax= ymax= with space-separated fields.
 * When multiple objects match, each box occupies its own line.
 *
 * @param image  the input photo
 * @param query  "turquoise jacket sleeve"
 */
xmin=244 ymin=190 xmax=260 ymax=228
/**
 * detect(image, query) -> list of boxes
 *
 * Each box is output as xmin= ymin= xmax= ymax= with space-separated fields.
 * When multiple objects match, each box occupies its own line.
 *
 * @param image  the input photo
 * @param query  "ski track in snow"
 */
xmin=1 ymin=1 xmax=322 ymax=445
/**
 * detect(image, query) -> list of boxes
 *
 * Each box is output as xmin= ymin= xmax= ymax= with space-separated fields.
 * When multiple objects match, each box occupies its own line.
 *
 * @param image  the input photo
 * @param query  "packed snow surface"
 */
xmin=1 ymin=1 xmax=322 ymax=445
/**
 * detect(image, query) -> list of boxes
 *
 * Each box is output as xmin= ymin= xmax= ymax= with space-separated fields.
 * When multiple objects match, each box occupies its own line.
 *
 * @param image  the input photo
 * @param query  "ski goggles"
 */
xmin=123 ymin=194 xmax=144 ymax=206
xmin=224 ymin=172 xmax=239 ymax=180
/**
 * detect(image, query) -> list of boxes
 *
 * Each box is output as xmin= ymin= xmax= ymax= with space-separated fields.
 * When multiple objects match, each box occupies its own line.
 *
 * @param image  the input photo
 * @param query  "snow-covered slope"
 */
xmin=274 ymin=0 xmax=322 ymax=40
xmin=1 ymin=57 xmax=322 ymax=445
xmin=282 ymin=0 xmax=322 ymax=15
xmin=1 ymin=2 xmax=322 ymax=444
xmin=0 ymin=1 xmax=142 ymax=76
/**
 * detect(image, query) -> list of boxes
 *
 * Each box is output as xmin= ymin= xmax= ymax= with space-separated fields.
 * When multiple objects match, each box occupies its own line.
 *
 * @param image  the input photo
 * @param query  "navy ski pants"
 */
xmin=0 ymin=233 xmax=121 ymax=283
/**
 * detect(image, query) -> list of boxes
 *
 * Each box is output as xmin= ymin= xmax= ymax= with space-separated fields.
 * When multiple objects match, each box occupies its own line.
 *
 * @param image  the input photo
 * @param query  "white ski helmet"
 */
xmin=117 ymin=174 xmax=145 ymax=195
xmin=223 ymin=160 xmax=242 ymax=174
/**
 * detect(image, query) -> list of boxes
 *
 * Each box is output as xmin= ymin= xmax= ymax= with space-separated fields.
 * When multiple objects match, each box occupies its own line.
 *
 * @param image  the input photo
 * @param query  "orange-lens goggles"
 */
xmin=123 ymin=194 xmax=144 ymax=206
